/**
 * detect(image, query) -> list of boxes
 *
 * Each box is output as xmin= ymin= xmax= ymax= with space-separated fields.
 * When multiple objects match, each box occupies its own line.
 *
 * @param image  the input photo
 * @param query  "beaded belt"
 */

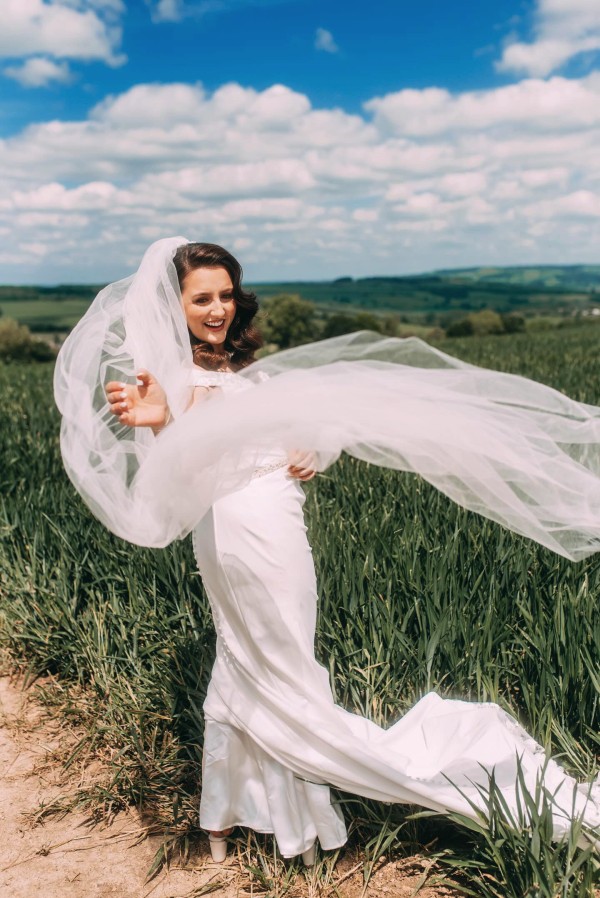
xmin=250 ymin=459 xmax=288 ymax=480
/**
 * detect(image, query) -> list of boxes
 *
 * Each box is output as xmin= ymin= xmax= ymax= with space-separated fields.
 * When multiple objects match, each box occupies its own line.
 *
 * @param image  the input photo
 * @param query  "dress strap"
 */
xmin=190 ymin=367 xmax=270 ymax=388
xmin=190 ymin=368 xmax=234 ymax=388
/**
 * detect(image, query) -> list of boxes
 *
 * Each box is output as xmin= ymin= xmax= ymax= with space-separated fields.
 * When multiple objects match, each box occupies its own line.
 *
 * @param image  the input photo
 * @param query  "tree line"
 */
xmin=0 ymin=294 xmax=557 ymax=363
xmin=258 ymin=294 xmax=526 ymax=350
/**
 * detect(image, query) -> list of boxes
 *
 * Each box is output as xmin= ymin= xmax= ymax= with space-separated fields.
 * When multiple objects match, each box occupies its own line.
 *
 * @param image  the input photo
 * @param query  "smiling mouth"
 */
xmin=205 ymin=320 xmax=225 ymax=330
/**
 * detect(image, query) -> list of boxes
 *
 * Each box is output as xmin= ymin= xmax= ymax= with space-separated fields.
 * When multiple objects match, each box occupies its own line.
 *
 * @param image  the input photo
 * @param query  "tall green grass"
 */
xmin=0 ymin=325 xmax=598 ymax=893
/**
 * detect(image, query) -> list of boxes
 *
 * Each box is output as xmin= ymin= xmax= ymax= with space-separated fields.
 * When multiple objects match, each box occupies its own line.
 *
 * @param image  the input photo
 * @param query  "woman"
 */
xmin=106 ymin=241 xmax=333 ymax=861
xmin=55 ymin=237 xmax=600 ymax=864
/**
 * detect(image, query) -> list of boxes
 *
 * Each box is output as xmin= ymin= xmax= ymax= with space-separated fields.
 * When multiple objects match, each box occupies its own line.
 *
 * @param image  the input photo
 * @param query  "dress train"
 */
xmin=192 ymin=457 xmax=599 ymax=858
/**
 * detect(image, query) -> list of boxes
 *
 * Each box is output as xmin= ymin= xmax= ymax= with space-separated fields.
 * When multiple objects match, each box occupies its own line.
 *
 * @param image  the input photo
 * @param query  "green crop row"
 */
xmin=0 ymin=325 xmax=598 ymax=895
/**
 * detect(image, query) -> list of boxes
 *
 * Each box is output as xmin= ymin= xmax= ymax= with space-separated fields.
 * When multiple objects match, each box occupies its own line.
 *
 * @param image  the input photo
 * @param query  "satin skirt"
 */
xmin=192 ymin=469 xmax=599 ymax=857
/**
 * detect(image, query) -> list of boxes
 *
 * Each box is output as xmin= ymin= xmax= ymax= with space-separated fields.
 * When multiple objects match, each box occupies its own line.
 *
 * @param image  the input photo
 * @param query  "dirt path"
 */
xmin=0 ymin=675 xmax=241 ymax=898
xmin=0 ymin=675 xmax=458 ymax=898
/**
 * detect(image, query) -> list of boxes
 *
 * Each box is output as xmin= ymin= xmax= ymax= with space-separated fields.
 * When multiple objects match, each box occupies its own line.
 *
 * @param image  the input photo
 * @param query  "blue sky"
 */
xmin=1 ymin=1 xmax=531 ymax=135
xmin=1 ymin=0 xmax=600 ymax=282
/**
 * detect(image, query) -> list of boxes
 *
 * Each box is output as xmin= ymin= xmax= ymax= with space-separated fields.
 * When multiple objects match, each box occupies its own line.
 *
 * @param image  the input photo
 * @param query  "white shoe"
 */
xmin=301 ymin=841 xmax=317 ymax=866
xmin=208 ymin=832 xmax=228 ymax=863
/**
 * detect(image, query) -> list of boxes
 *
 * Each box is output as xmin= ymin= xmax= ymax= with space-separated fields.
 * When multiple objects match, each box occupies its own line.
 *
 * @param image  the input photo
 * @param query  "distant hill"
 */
xmin=1 ymin=265 xmax=599 ymax=331
xmin=433 ymin=265 xmax=600 ymax=292
xmin=0 ymin=284 xmax=103 ymax=332
xmin=251 ymin=265 xmax=600 ymax=318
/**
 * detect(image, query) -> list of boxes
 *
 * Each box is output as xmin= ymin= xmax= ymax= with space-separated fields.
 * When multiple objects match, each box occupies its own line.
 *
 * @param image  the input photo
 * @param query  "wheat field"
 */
xmin=0 ymin=326 xmax=599 ymax=896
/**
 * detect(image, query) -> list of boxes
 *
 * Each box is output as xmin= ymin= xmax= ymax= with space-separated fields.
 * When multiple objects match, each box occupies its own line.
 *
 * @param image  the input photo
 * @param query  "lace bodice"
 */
xmin=190 ymin=366 xmax=287 ymax=478
xmin=190 ymin=367 xmax=268 ymax=393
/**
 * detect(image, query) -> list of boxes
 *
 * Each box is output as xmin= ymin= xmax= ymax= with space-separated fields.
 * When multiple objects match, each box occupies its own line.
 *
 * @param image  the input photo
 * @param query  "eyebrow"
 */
xmin=191 ymin=289 xmax=234 ymax=298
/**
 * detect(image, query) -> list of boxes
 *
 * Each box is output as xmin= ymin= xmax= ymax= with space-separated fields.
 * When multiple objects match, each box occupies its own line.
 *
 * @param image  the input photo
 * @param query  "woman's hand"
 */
xmin=287 ymin=449 xmax=317 ymax=481
xmin=105 ymin=370 xmax=169 ymax=430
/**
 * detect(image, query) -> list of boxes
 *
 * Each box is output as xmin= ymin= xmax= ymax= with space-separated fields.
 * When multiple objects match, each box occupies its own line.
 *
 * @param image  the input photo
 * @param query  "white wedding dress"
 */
xmin=189 ymin=368 xmax=599 ymax=859
xmin=51 ymin=237 xmax=600 ymax=860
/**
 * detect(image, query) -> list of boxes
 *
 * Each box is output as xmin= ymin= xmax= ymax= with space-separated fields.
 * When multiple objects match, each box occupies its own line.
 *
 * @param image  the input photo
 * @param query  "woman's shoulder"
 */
xmin=190 ymin=366 xmax=234 ymax=387
xmin=189 ymin=363 xmax=269 ymax=389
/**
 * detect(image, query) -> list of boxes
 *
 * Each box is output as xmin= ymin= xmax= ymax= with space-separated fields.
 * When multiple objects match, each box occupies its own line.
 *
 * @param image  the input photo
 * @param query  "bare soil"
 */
xmin=0 ymin=675 xmax=459 ymax=898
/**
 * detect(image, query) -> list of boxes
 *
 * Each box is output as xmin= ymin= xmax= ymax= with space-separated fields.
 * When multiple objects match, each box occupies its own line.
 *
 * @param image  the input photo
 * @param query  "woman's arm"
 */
xmin=105 ymin=372 xmax=214 ymax=433
xmin=107 ymin=374 xmax=316 ymax=479
xmin=106 ymin=370 xmax=169 ymax=430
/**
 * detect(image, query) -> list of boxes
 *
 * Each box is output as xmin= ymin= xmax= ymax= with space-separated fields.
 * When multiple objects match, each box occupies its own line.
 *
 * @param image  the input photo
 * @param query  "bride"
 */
xmin=54 ymin=237 xmax=600 ymax=864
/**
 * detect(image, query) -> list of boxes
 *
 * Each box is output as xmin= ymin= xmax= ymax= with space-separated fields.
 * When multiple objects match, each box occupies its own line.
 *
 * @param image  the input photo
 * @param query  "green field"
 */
xmin=0 ymin=326 xmax=599 ymax=895
xmin=2 ymin=263 xmax=600 ymax=332
xmin=435 ymin=264 xmax=600 ymax=291
xmin=0 ymin=284 xmax=100 ymax=331
xmin=0 ymin=298 xmax=93 ymax=330
xmin=251 ymin=274 xmax=597 ymax=317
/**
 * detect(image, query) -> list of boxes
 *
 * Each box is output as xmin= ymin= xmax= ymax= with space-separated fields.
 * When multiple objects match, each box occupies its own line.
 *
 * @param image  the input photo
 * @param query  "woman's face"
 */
xmin=180 ymin=266 xmax=236 ymax=346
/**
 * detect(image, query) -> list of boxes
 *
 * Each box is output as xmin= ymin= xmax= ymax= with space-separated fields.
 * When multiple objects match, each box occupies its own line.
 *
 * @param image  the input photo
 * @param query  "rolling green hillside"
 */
xmin=434 ymin=264 xmax=600 ymax=291
xmin=1 ymin=265 xmax=599 ymax=332
xmin=253 ymin=263 xmax=600 ymax=318
xmin=0 ymin=285 xmax=102 ymax=332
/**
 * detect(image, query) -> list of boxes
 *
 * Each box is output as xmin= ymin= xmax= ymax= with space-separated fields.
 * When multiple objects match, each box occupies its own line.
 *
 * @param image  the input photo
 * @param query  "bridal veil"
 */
xmin=54 ymin=236 xmax=600 ymax=560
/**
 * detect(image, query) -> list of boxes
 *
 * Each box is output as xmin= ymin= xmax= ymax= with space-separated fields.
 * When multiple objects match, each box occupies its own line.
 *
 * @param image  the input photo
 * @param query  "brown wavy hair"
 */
xmin=173 ymin=242 xmax=263 ymax=370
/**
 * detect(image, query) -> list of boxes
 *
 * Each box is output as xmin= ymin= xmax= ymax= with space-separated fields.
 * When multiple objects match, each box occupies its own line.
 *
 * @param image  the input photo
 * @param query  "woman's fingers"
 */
xmin=106 ymin=373 xmax=154 ymax=397
xmin=288 ymin=449 xmax=316 ymax=466
xmin=287 ymin=447 xmax=317 ymax=481
xmin=105 ymin=380 xmax=125 ymax=392
xmin=288 ymin=465 xmax=316 ymax=480
xmin=107 ymin=387 xmax=131 ymax=420
xmin=107 ymin=403 xmax=129 ymax=423
xmin=106 ymin=390 xmax=128 ymax=404
xmin=106 ymin=380 xmax=130 ymax=406
xmin=288 ymin=448 xmax=317 ymax=481
xmin=106 ymin=373 xmax=166 ymax=430
xmin=106 ymin=371 xmax=158 ymax=396
xmin=136 ymin=369 xmax=157 ymax=389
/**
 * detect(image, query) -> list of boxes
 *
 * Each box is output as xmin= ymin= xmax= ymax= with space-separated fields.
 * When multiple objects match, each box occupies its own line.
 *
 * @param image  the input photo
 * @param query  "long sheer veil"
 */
xmin=54 ymin=237 xmax=600 ymax=559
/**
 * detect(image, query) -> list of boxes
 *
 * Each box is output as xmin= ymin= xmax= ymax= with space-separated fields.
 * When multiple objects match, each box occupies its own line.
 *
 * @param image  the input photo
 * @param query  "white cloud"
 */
xmin=438 ymin=172 xmax=487 ymax=197
xmin=353 ymin=209 xmax=378 ymax=222
xmin=1 ymin=181 xmax=125 ymax=212
xmin=221 ymin=197 xmax=321 ymax=221
xmin=522 ymin=189 xmax=600 ymax=218
xmin=0 ymin=75 xmax=599 ymax=281
xmin=4 ymin=56 xmax=72 ymax=88
xmin=498 ymin=0 xmax=600 ymax=77
xmin=59 ymin=0 xmax=125 ymax=19
xmin=365 ymin=74 xmax=600 ymax=135
xmin=149 ymin=0 xmax=183 ymax=22
xmin=0 ymin=0 xmax=124 ymax=65
xmin=146 ymin=0 xmax=299 ymax=23
xmin=315 ymin=27 xmax=339 ymax=54
xmin=92 ymin=82 xmax=208 ymax=126
xmin=0 ymin=0 xmax=125 ymax=91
